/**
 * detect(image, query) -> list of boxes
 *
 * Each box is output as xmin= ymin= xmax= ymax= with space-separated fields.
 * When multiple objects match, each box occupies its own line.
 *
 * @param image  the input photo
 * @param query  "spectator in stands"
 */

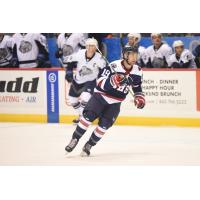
xmin=192 ymin=44 xmax=200 ymax=68
xmin=55 ymin=33 xmax=87 ymax=67
xmin=0 ymin=33 xmax=13 ymax=68
xmin=169 ymin=40 xmax=196 ymax=68
xmin=125 ymin=33 xmax=147 ymax=67
xmin=12 ymin=33 xmax=50 ymax=68
xmin=145 ymin=33 xmax=172 ymax=68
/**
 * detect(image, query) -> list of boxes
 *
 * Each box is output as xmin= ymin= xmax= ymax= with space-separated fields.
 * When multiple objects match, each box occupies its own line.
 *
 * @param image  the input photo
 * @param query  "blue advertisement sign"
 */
xmin=46 ymin=71 xmax=59 ymax=123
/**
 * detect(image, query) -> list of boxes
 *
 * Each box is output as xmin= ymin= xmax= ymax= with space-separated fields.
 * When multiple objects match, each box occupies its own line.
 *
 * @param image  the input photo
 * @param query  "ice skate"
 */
xmin=65 ymin=138 xmax=79 ymax=153
xmin=80 ymin=142 xmax=92 ymax=157
xmin=72 ymin=117 xmax=80 ymax=124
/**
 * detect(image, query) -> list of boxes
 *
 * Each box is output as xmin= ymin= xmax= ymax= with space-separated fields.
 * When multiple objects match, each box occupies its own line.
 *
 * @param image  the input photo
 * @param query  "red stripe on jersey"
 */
xmin=98 ymin=80 xmax=103 ymax=87
xmin=121 ymin=60 xmax=133 ymax=75
xmin=95 ymin=92 xmax=125 ymax=101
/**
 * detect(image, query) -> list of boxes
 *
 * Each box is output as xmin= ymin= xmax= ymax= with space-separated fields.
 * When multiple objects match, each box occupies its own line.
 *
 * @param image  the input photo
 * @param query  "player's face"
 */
xmin=128 ymin=37 xmax=138 ymax=46
xmin=86 ymin=45 xmax=96 ymax=57
xmin=126 ymin=52 xmax=138 ymax=66
xmin=175 ymin=46 xmax=184 ymax=56
xmin=152 ymin=35 xmax=162 ymax=46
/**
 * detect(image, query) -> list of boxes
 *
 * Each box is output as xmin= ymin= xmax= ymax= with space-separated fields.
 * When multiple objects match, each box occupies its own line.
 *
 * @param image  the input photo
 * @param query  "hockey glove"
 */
xmin=134 ymin=92 xmax=145 ymax=109
xmin=10 ymin=57 xmax=19 ymax=68
xmin=55 ymin=49 xmax=63 ymax=58
xmin=110 ymin=73 xmax=127 ymax=88
xmin=65 ymin=70 xmax=73 ymax=83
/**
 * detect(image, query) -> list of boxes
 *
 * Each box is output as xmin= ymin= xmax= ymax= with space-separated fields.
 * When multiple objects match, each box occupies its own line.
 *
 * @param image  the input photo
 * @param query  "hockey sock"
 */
xmin=72 ymin=116 xmax=92 ymax=140
xmin=88 ymin=126 xmax=107 ymax=146
xmin=72 ymin=102 xmax=81 ymax=116
xmin=79 ymin=101 xmax=87 ymax=116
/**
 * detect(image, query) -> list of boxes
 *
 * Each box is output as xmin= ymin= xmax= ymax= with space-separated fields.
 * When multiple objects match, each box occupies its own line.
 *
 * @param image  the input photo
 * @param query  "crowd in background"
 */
xmin=0 ymin=33 xmax=200 ymax=68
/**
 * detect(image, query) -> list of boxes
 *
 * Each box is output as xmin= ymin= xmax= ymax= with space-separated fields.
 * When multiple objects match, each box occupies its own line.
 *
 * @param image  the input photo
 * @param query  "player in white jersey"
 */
xmin=125 ymin=33 xmax=147 ymax=67
xmin=169 ymin=40 xmax=196 ymax=68
xmin=55 ymin=33 xmax=87 ymax=67
xmin=65 ymin=38 xmax=106 ymax=123
xmin=146 ymin=33 xmax=172 ymax=68
xmin=0 ymin=34 xmax=13 ymax=67
xmin=12 ymin=33 xmax=50 ymax=68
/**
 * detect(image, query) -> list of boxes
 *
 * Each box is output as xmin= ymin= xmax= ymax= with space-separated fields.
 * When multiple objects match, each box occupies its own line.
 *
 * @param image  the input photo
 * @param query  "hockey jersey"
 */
xmin=168 ymin=49 xmax=196 ymax=68
xmin=67 ymin=49 xmax=106 ymax=84
xmin=0 ymin=35 xmax=13 ymax=66
xmin=58 ymin=33 xmax=86 ymax=60
xmin=12 ymin=33 xmax=47 ymax=68
xmin=94 ymin=60 xmax=143 ymax=104
xmin=146 ymin=43 xmax=172 ymax=68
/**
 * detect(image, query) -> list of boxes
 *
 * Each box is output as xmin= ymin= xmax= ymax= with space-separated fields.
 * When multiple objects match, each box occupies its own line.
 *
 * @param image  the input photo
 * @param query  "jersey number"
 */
xmin=102 ymin=69 xmax=110 ymax=77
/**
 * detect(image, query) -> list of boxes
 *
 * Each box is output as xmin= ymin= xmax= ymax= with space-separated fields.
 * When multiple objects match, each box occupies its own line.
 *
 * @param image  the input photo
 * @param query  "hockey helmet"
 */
xmin=127 ymin=33 xmax=141 ymax=42
xmin=151 ymin=33 xmax=162 ymax=38
xmin=173 ymin=40 xmax=184 ymax=48
xmin=122 ymin=46 xmax=138 ymax=55
xmin=85 ymin=38 xmax=98 ymax=48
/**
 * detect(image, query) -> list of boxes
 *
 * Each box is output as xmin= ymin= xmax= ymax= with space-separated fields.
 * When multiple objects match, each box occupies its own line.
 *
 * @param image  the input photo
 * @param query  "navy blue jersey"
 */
xmin=94 ymin=60 xmax=143 ymax=104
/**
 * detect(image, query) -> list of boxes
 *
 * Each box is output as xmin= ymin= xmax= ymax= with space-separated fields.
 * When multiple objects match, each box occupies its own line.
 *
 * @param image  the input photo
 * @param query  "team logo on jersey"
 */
xmin=79 ymin=66 xmax=93 ymax=76
xmin=111 ymin=63 xmax=117 ymax=68
xmin=152 ymin=57 xmax=165 ymax=68
xmin=0 ymin=48 xmax=9 ymax=60
xmin=93 ymin=63 xmax=99 ymax=68
xmin=62 ymin=44 xmax=73 ymax=57
xmin=19 ymin=40 xmax=32 ymax=54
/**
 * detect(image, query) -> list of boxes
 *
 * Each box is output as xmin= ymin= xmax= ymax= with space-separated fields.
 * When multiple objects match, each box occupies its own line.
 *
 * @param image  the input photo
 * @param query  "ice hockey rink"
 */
xmin=0 ymin=122 xmax=200 ymax=165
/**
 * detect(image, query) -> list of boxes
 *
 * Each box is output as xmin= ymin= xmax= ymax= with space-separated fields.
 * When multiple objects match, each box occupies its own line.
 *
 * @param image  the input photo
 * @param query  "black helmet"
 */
xmin=122 ymin=46 xmax=138 ymax=55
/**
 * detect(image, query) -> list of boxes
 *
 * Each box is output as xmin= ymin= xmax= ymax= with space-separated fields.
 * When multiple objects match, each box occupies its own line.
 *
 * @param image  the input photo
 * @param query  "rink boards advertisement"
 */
xmin=0 ymin=70 xmax=47 ymax=122
xmin=0 ymin=68 xmax=200 ymax=126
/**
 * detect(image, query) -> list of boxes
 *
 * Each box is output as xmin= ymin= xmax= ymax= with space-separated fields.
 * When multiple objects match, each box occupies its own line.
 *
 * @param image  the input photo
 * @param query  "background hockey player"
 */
xmin=146 ymin=33 xmax=172 ymax=68
xmin=65 ymin=38 xmax=106 ymax=124
xmin=65 ymin=46 xmax=145 ymax=156
xmin=55 ymin=33 xmax=87 ymax=67
xmin=0 ymin=33 xmax=13 ymax=67
xmin=192 ymin=44 xmax=200 ymax=68
xmin=12 ymin=33 xmax=50 ymax=68
xmin=125 ymin=33 xmax=147 ymax=67
xmin=169 ymin=40 xmax=196 ymax=68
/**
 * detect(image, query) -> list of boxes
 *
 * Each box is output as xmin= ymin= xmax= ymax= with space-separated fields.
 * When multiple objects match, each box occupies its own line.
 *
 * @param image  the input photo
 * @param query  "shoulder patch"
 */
xmin=110 ymin=63 xmax=117 ymax=68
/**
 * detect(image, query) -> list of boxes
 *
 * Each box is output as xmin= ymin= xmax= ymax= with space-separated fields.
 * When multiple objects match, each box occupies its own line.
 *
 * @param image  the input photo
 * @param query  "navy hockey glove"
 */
xmin=65 ymin=70 xmax=73 ymax=83
xmin=55 ymin=49 xmax=63 ymax=58
xmin=134 ymin=92 xmax=145 ymax=109
xmin=10 ymin=58 xmax=19 ymax=68
xmin=110 ymin=73 xmax=127 ymax=88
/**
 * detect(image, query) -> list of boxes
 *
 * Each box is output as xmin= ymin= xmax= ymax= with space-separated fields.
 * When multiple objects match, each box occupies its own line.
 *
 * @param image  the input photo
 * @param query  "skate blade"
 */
xmin=80 ymin=151 xmax=90 ymax=157
xmin=65 ymin=151 xmax=72 ymax=156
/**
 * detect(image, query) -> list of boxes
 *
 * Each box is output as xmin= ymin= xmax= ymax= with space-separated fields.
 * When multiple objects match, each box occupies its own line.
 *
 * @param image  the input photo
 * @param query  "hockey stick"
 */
xmin=96 ymin=46 xmax=135 ymax=98
xmin=58 ymin=58 xmax=64 ymax=68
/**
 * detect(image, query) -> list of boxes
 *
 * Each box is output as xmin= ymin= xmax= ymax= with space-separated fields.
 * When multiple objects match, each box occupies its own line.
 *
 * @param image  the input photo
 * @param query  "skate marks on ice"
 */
xmin=0 ymin=123 xmax=200 ymax=165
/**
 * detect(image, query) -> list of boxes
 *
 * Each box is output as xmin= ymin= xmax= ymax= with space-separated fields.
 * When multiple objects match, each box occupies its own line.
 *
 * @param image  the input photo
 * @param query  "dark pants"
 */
xmin=83 ymin=93 xmax=121 ymax=129
xmin=69 ymin=80 xmax=96 ymax=97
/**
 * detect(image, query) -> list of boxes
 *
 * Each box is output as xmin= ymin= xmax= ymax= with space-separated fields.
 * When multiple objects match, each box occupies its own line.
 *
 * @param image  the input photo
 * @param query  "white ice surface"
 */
xmin=0 ymin=123 xmax=200 ymax=165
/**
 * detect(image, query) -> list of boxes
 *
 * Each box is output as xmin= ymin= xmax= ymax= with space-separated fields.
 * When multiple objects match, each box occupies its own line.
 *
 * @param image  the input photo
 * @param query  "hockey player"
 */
xmin=65 ymin=46 xmax=145 ymax=156
xmin=169 ymin=40 xmax=196 ymax=68
xmin=55 ymin=33 xmax=87 ymax=67
xmin=192 ymin=44 xmax=200 ymax=68
xmin=0 ymin=33 xmax=13 ymax=67
xmin=12 ymin=33 xmax=50 ymax=68
xmin=65 ymin=38 xmax=106 ymax=124
xmin=125 ymin=33 xmax=147 ymax=67
xmin=146 ymin=33 xmax=172 ymax=68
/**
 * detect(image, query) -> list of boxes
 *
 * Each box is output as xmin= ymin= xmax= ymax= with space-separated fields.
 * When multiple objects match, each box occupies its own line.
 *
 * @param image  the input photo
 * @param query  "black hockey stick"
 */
xmin=96 ymin=46 xmax=135 ymax=98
